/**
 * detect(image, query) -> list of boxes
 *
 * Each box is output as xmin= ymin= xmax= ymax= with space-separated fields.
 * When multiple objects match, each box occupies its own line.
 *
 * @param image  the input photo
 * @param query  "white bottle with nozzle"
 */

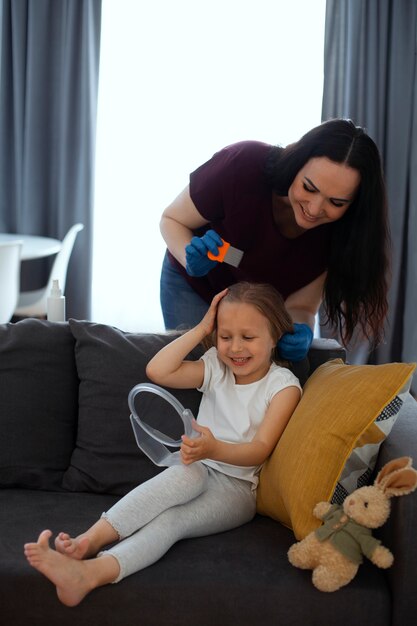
xmin=47 ymin=279 xmax=66 ymax=322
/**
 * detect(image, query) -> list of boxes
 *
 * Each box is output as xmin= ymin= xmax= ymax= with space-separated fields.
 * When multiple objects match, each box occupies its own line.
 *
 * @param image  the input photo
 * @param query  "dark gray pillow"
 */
xmin=62 ymin=320 xmax=203 ymax=496
xmin=0 ymin=319 xmax=78 ymax=490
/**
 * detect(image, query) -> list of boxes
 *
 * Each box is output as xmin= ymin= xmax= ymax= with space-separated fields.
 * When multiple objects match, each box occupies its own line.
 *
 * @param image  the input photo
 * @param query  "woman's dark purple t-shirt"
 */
xmin=167 ymin=141 xmax=332 ymax=303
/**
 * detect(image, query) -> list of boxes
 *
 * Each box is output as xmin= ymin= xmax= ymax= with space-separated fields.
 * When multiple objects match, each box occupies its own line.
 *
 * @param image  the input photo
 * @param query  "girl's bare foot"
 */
xmin=54 ymin=519 xmax=119 ymax=561
xmin=55 ymin=532 xmax=90 ymax=560
xmin=24 ymin=530 xmax=93 ymax=606
xmin=24 ymin=530 xmax=119 ymax=607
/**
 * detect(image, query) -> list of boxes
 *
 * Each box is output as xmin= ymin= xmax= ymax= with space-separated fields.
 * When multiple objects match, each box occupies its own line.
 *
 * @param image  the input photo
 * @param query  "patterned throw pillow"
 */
xmin=256 ymin=358 xmax=416 ymax=540
xmin=331 ymin=388 xmax=410 ymax=504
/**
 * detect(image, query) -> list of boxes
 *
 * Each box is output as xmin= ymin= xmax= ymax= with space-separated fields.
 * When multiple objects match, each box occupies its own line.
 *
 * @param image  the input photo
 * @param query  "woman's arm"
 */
xmin=284 ymin=271 xmax=327 ymax=330
xmin=180 ymin=385 xmax=301 ymax=466
xmin=146 ymin=289 xmax=227 ymax=389
xmin=160 ymin=185 xmax=210 ymax=267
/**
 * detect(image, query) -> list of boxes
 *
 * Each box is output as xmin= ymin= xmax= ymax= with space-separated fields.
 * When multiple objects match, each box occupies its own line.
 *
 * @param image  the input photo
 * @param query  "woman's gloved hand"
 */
xmin=185 ymin=229 xmax=223 ymax=277
xmin=277 ymin=323 xmax=313 ymax=362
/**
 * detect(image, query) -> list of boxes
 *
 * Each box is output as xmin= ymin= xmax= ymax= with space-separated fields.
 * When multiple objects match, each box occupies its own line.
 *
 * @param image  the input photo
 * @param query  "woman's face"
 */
xmin=288 ymin=157 xmax=361 ymax=230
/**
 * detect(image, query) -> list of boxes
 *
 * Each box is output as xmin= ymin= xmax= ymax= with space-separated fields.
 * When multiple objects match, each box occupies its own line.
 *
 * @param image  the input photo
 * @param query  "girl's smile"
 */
xmin=230 ymin=356 xmax=251 ymax=366
xmin=216 ymin=301 xmax=276 ymax=385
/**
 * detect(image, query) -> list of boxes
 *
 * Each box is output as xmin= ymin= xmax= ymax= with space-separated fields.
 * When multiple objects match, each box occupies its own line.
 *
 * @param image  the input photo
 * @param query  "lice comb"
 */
xmin=207 ymin=238 xmax=244 ymax=268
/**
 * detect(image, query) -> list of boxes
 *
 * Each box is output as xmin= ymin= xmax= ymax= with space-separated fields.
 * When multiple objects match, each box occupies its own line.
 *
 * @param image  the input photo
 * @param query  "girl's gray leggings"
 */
xmin=101 ymin=462 xmax=256 ymax=582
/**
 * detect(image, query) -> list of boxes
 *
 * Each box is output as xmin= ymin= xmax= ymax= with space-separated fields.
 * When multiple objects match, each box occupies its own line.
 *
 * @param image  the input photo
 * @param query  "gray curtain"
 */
xmin=0 ymin=0 xmax=101 ymax=318
xmin=322 ymin=0 xmax=417 ymax=384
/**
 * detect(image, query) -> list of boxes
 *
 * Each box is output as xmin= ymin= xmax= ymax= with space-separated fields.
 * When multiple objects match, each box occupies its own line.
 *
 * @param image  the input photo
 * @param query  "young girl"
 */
xmin=24 ymin=282 xmax=301 ymax=607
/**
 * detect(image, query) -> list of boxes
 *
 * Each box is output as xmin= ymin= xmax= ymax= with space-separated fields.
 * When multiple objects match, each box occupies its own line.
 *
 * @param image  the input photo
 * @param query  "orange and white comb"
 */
xmin=207 ymin=238 xmax=243 ymax=268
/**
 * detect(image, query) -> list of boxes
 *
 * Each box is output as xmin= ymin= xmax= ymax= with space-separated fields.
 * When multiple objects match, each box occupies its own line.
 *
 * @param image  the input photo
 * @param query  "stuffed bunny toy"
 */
xmin=288 ymin=457 xmax=417 ymax=592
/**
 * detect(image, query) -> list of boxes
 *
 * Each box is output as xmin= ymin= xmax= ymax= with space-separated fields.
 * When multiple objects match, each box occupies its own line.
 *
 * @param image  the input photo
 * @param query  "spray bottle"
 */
xmin=47 ymin=279 xmax=66 ymax=322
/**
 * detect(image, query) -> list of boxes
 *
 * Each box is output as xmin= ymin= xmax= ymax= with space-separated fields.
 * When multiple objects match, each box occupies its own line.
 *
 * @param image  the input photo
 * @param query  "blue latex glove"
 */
xmin=277 ymin=323 xmax=313 ymax=362
xmin=185 ymin=229 xmax=224 ymax=277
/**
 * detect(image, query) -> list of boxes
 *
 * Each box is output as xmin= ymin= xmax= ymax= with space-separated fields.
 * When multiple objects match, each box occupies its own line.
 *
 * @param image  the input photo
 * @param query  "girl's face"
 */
xmin=288 ymin=156 xmax=361 ymax=230
xmin=216 ymin=301 xmax=276 ymax=385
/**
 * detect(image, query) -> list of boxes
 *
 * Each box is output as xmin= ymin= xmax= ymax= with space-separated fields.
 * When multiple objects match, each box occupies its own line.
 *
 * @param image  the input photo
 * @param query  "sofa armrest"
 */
xmin=376 ymin=393 xmax=417 ymax=626
xmin=308 ymin=337 xmax=346 ymax=372
xmin=289 ymin=338 xmax=346 ymax=386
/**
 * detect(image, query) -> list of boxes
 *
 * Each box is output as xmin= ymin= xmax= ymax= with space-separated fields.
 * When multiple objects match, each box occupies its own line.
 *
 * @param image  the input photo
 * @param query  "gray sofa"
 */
xmin=0 ymin=318 xmax=416 ymax=626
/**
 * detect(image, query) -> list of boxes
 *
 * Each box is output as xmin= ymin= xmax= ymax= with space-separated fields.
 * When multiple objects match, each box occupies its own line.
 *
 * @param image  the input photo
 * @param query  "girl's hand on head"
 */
xmin=180 ymin=421 xmax=217 ymax=464
xmin=197 ymin=288 xmax=228 ymax=336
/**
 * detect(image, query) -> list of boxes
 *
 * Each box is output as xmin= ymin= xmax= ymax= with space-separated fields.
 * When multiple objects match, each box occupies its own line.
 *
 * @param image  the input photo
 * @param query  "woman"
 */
xmin=160 ymin=119 xmax=390 ymax=360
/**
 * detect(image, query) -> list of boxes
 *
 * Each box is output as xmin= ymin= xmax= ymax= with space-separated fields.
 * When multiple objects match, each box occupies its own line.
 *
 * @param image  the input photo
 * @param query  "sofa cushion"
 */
xmin=256 ymin=358 xmax=416 ymax=540
xmin=1 ymin=489 xmax=390 ymax=626
xmin=62 ymin=320 xmax=203 ymax=495
xmin=0 ymin=319 xmax=78 ymax=490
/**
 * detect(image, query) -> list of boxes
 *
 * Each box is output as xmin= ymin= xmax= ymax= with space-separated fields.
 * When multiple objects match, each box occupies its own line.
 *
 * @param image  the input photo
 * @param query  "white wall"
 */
xmin=92 ymin=0 xmax=326 ymax=332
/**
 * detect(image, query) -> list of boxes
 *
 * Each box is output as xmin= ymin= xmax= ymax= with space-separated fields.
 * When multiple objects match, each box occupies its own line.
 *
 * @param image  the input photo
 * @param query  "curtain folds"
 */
xmin=0 ymin=0 xmax=102 ymax=318
xmin=321 ymin=0 xmax=417 ymax=382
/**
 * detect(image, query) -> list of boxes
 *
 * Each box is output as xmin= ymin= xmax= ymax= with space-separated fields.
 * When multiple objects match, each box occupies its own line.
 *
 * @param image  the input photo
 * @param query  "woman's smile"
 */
xmin=300 ymin=204 xmax=323 ymax=222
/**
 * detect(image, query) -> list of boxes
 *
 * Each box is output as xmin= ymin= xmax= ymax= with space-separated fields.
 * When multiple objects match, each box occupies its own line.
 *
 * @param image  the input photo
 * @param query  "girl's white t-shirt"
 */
xmin=197 ymin=347 xmax=301 ymax=488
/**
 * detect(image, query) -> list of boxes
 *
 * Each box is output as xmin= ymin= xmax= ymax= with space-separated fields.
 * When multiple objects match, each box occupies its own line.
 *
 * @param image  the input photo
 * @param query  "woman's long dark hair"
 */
xmin=265 ymin=118 xmax=390 ymax=347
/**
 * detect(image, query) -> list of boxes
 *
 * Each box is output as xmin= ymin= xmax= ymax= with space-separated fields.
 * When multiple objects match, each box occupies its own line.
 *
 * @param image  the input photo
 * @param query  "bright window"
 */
xmin=92 ymin=0 xmax=326 ymax=331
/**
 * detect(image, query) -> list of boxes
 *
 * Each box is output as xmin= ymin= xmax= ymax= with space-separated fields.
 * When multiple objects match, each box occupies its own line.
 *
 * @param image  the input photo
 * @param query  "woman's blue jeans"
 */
xmin=160 ymin=252 xmax=209 ymax=330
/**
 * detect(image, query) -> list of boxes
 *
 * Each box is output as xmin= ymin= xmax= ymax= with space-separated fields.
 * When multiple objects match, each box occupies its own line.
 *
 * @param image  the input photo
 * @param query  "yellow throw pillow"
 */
xmin=256 ymin=359 xmax=416 ymax=540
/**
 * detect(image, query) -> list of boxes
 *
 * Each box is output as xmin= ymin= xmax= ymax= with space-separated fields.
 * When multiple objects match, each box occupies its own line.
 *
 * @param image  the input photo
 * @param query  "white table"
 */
xmin=0 ymin=233 xmax=61 ymax=260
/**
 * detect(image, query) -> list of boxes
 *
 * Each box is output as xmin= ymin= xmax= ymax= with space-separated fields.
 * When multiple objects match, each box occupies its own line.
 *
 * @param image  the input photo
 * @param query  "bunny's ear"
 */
xmin=375 ymin=456 xmax=417 ymax=497
xmin=375 ymin=457 xmax=412 ymax=487
xmin=381 ymin=468 xmax=417 ymax=497
xmin=375 ymin=457 xmax=417 ymax=497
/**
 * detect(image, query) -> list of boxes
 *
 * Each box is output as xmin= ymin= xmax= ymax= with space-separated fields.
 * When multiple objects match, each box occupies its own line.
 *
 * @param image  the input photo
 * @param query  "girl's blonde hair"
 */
xmin=205 ymin=282 xmax=294 ymax=364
